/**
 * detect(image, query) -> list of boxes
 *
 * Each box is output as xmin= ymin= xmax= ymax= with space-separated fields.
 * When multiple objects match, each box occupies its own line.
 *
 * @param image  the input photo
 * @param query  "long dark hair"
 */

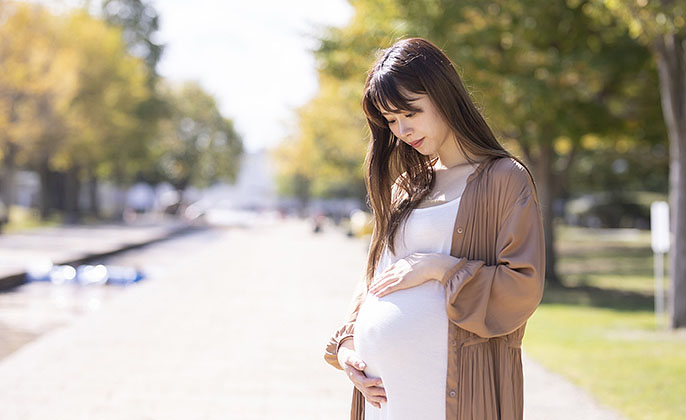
xmin=361 ymin=36 xmax=536 ymax=286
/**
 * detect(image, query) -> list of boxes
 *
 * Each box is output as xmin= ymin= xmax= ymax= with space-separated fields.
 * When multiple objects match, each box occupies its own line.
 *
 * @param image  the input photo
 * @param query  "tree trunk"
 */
xmin=531 ymin=140 xmax=560 ymax=286
xmin=87 ymin=167 xmax=100 ymax=219
xmin=294 ymin=173 xmax=311 ymax=218
xmin=38 ymin=160 xmax=53 ymax=220
xmin=64 ymin=166 xmax=81 ymax=224
xmin=655 ymin=33 xmax=686 ymax=329
xmin=0 ymin=142 xmax=18 ymax=224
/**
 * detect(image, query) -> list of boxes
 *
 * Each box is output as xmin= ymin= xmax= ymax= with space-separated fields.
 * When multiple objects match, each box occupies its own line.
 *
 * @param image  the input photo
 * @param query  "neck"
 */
xmin=435 ymin=134 xmax=475 ymax=169
xmin=434 ymin=158 xmax=472 ymax=170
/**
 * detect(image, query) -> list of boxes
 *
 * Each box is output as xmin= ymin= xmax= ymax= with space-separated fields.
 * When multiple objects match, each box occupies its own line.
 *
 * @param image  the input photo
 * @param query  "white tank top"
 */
xmin=354 ymin=195 xmax=461 ymax=420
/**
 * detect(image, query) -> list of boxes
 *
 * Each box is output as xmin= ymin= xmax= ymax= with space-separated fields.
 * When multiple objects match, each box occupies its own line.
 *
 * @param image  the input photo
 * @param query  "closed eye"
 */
xmin=387 ymin=112 xmax=415 ymax=124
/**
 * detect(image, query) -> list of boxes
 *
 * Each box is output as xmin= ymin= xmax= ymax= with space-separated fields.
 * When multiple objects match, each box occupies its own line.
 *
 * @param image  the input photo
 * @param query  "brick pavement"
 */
xmin=0 ymin=218 xmax=626 ymax=419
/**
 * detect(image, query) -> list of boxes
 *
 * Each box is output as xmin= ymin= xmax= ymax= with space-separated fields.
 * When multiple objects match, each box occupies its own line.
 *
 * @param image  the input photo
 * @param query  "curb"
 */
xmin=0 ymin=223 xmax=205 ymax=292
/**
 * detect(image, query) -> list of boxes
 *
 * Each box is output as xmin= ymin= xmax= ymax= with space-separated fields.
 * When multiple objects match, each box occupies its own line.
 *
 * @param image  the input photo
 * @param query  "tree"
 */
xmin=100 ymin=0 xmax=164 ymax=82
xmin=100 ymin=0 xmax=167 ymax=192
xmin=303 ymin=0 xmax=663 ymax=285
xmin=0 ymin=3 xmax=79 ymax=221
xmin=0 ymin=4 xmax=159 ymax=222
xmin=272 ymin=72 xmax=368 ymax=204
xmin=584 ymin=0 xmax=685 ymax=328
xmin=155 ymin=81 xmax=243 ymax=205
xmin=274 ymin=0 xmax=415 ymax=207
xmin=55 ymin=9 xmax=153 ymax=220
xmin=427 ymin=0 xmax=663 ymax=285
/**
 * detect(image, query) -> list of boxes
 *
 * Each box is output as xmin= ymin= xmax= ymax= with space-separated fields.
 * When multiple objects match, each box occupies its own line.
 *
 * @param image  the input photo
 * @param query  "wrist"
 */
xmin=431 ymin=254 xmax=461 ymax=282
xmin=338 ymin=336 xmax=354 ymax=351
xmin=337 ymin=337 xmax=354 ymax=367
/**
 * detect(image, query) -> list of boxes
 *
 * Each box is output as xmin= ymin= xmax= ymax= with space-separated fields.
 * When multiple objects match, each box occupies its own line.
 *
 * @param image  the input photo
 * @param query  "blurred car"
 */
xmin=564 ymin=191 xmax=666 ymax=229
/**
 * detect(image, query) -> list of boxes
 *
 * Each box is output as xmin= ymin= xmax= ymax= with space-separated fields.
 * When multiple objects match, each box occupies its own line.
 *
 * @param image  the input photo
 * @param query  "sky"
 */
xmin=153 ymin=0 xmax=354 ymax=153
xmin=34 ymin=0 xmax=355 ymax=154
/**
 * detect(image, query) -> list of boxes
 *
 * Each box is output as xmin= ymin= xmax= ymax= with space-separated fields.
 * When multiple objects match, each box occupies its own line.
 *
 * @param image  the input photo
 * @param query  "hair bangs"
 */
xmin=363 ymin=72 xmax=424 ymax=128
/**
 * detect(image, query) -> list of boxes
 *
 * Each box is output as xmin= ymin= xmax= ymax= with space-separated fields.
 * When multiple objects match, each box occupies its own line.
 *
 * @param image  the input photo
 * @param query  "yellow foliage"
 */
xmin=0 ymin=3 xmax=151 ymax=175
xmin=616 ymin=138 xmax=631 ymax=153
xmin=0 ymin=4 xmax=78 ymax=158
xmin=274 ymin=70 xmax=368 ymax=196
xmin=581 ymin=134 xmax=601 ymax=150
xmin=554 ymin=136 xmax=573 ymax=155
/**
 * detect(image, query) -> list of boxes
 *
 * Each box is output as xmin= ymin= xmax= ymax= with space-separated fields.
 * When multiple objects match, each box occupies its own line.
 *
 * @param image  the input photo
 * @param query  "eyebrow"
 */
xmin=380 ymin=101 xmax=421 ymax=116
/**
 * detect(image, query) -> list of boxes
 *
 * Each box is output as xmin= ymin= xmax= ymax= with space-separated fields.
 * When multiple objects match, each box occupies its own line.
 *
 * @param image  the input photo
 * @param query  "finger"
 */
xmin=369 ymin=278 xmax=392 ymax=295
xmin=376 ymin=284 xmax=393 ymax=297
xmin=369 ymin=271 xmax=392 ymax=293
xmin=363 ymin=391 xmax=386 ymax=403
xmin=368 ymin=277 xmax=383 ymax=292
xmin=366 ymin=385 xmax=387 ymax=397
xmin=365 ymin=393 xmax=387 ymax=406
xmin=349 ymin=369 xmax=380 ymax=391
xmin=360 ymin=376 xmax=384 ymax=388
xmin=346 ymin=367 xmax=367 ymax=384
xmin=375 ymin=281 xmax=399 ymax=298
xmin=368 ymin=283 xmax=382 ymax=295
xmin=344 ymin=353 xmax=367 ymax=371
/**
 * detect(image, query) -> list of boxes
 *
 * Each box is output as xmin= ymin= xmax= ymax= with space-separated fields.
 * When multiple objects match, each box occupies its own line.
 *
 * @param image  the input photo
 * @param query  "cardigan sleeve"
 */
xmin=323 ymin=273 xmax=368 ymax=370
xmin=439 ymin=189 xmax=546 ymax=338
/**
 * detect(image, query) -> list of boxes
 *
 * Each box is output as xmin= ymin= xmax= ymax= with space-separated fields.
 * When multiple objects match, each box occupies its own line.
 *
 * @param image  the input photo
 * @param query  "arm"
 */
xmin=323 ymin=274 xmax=368 ymax=370
xmin=439 ymin=190 xmax=546 ymax=338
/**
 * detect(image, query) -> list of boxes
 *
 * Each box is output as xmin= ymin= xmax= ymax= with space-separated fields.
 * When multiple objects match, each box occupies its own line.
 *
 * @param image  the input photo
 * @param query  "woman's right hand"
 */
xmin=337 ymin=337 xmax=387 ymax=408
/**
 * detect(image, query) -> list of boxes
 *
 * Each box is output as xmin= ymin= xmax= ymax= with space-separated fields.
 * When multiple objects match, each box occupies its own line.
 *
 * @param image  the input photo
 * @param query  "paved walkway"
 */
xmin=521 ymin=352 xmax=626 ymax=420
xmin=0 ymin=218 xmax=627 ymax=419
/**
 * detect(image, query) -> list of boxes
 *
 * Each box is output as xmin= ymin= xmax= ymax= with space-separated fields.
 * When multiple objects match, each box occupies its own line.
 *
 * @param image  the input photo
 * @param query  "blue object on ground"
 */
xmin=105 ymin=265 xmax=145 ymax=285
xmin=25 ymin=261 xmax=144 ymax=286
xmin=25 ymin=258 xmax=54 ymax=282
xmin=75 ymin=264 xmax=109 ymax=285
xmin=50 ymin=265 xmax=77 ymax=285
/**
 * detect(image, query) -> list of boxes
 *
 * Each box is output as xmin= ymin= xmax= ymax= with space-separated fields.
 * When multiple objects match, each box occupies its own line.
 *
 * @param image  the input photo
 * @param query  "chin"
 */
xmin=416 ymin=145 xmax=436 ymax=156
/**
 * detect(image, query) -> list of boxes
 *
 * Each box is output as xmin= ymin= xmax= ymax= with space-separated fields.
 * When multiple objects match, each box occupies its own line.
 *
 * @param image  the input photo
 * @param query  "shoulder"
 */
xmin=484 ymin=156 xmax=536 ymax=200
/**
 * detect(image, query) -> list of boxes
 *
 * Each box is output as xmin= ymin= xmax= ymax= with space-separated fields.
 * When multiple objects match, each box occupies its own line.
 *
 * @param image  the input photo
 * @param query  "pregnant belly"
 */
xmin=353 ymin=280 xmax=449 ymax=380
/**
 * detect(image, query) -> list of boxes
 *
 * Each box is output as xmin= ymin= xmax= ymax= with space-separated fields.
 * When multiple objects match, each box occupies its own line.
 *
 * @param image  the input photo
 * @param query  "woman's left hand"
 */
xmin=368 ymin=253 xmax=443 ymax=298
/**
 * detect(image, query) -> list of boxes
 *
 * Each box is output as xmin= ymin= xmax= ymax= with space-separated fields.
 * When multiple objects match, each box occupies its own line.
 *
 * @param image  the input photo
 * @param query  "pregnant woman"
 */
xmin=323 ymin=37 xmax=546 ymax=420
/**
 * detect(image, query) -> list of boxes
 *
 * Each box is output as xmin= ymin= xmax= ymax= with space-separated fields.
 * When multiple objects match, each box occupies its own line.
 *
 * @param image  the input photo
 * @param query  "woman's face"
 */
xmin=379 ymin=92 xmax=454 ymax=156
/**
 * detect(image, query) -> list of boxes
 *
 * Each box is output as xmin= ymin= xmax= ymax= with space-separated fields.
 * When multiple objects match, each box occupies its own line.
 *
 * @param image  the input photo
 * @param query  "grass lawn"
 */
xmin=2 ymin=205 xmax=62 ymax=233
xmin=2 ymin=205 xmax=102 ymax=233
xmin=523 ymin=224 xmax=686 ymax=420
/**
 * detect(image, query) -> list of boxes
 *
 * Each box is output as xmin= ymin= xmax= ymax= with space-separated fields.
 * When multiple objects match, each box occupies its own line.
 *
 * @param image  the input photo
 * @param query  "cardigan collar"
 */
xmin=465 ymin=157 xmax=491 ymax=186
xmin=450 ymin=157 xmax=494 ymax=255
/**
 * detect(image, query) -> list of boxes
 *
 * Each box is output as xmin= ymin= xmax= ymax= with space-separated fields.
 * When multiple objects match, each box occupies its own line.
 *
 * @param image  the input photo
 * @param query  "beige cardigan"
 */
xmin=323 ymin=156 xmax=546 ymax=420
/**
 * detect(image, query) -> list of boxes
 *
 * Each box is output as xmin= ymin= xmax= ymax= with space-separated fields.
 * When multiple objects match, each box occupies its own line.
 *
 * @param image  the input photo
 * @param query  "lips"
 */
xmin=410 ymin=137 xmax=425 ymax=148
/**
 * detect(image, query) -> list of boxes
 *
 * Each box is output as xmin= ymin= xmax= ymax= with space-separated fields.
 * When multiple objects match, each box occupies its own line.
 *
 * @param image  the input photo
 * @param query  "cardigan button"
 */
xmin=456 ymin=227 xmax=463 ymax=234
xmin=449 ymin=390 xmax=456 ymax=397
xmin=451 ymin=340 xmax=457 ymax=346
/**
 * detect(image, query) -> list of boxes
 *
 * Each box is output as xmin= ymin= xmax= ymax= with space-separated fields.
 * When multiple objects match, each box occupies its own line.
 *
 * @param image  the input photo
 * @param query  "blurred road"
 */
xmin=0 ymin=218 xmax=625 ymax=420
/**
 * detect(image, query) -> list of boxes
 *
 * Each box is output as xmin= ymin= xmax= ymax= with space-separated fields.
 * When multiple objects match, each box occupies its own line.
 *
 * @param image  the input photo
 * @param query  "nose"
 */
xmin=397 ymin=119 xmax=413 ymax=139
